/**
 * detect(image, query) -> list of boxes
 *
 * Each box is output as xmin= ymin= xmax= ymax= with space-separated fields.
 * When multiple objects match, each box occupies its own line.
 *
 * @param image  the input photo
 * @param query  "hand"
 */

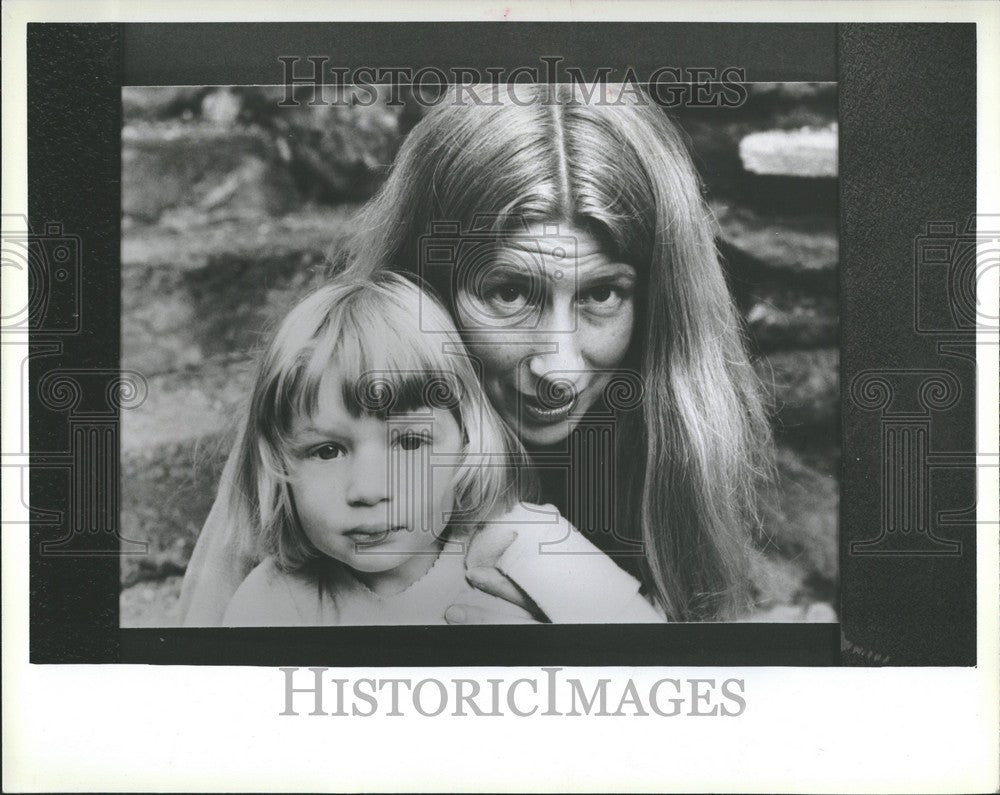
xmin=444 ymin=603 xmax=541 ymax=625
xmin=449 ymin=515 xmax=547 ymax=623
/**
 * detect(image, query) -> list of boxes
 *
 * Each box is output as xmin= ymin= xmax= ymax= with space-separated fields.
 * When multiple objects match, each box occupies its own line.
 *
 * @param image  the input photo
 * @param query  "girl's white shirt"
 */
xmin=222 ymin=505 xmax=665 ymax=626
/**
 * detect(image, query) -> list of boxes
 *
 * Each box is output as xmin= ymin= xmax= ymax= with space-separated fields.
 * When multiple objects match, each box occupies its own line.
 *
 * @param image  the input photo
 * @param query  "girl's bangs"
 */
xmin=275 ymin=287 xmax=467 ymax=442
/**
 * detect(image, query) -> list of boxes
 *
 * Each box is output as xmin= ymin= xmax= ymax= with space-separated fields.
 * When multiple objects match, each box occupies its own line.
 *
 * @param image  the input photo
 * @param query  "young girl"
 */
xmin=221 ymin=273 xmax=664 ymax=625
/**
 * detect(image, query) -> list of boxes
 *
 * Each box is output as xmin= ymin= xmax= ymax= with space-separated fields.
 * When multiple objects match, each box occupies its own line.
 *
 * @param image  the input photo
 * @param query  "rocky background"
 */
xmin=119 ymin=83 xmax=839 ymax=626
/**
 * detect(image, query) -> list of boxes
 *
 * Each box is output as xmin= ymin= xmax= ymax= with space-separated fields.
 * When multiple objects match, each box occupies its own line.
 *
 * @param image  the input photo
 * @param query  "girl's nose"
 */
xmin=345 ymin=451 xmax=390 ymax=506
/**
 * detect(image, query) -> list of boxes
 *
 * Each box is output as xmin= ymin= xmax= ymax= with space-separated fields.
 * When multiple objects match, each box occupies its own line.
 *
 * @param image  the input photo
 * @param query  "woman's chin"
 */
xmin=515 ymin=418 xmax=576 ymax=447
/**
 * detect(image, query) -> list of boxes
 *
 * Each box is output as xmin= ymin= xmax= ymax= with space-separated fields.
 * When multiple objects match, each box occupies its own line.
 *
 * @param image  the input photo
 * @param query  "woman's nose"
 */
xmin=527 ymin=331 xmax=586 ymax=375
xmin=523 ymin=301 xmax=589 ymax=394
xmin=527 ymin=341 xmax=587 ymax=398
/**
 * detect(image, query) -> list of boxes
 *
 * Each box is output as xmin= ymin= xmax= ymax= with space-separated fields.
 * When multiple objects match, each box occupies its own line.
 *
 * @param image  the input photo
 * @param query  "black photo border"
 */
xmin=26 ymin=22 xmax=975 ymax=666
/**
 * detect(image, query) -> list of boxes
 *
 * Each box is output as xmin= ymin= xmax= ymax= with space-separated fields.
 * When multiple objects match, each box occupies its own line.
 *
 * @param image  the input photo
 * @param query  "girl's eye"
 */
xmin=312 ymin=443 xmax=346 ymax=460
xmin=397 ymin=432 xmax=430 ymax=452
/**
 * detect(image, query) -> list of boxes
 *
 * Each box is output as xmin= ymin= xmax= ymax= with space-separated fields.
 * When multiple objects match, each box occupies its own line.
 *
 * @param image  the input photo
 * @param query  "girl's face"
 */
xmin=285 ymin=370 xmax=464 ymax=594
xmin=454 ymin=222 xmax=638 ymax=446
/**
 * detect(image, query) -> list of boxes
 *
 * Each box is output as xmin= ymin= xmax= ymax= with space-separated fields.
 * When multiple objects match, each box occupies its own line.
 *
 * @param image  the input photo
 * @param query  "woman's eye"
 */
xmin=483 ymin=283 xmax=530 ymax=313
xmin=580 ymin=285 xmax=626 ymax=309
xmin=493 ymin=286 xmax=524 ymax=303
xmin=397 ymin=432 xmax=430 ymax=452
xmin=312 ymin=443 xmax=346 ymax=460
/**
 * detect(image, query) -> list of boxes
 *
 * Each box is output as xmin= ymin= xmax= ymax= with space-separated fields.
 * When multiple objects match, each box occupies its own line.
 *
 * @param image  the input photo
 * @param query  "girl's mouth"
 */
xmin=346 ymin=526 xmax=403 ymax=548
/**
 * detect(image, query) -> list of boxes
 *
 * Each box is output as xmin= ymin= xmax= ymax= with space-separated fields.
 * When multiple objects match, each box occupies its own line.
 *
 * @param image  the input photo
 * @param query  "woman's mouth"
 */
xmin=518 ymin=391 xmax=577 ymax=424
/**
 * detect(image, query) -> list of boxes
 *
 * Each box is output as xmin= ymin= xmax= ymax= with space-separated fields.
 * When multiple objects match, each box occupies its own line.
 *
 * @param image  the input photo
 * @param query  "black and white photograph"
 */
xmin=4 ymin=4 xmax=997 ymax=793
xmin=119 ymin=80 xmax=840 ymax=629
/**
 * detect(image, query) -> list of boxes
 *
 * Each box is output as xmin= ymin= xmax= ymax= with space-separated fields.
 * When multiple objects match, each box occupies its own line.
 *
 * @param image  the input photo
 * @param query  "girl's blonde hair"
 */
xmin=227 ymin=272 xmax=527 ymax=571
xmin=338 ymin=83 xmax=774 ymax=620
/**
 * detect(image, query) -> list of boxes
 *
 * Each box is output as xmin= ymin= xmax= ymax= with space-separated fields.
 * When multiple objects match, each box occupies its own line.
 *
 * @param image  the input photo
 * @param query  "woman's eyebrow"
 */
xmin=483 ymin=261 xmax=535 ymax=279
xmin=575 ymin=262 xmax=638 ymax=283
xmin=485 ymin=257 xmax=637 ymax=286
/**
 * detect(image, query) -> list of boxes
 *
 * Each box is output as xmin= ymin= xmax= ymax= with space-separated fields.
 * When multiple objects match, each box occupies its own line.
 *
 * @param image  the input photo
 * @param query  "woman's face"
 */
xmin=454 ymin=222 xmax=638 ymax=446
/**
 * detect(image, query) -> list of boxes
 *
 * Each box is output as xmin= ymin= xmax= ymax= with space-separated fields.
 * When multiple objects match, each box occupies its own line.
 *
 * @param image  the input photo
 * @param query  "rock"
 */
xmin=739 ymin=602 xmax=838 ymax=622
xmin=679 ymin=118 xmax=759 ymax=198
xmin=122 ymin=122 xmax=300 ymax=223
xmin=761 ymin=444 xmax=839 ymax=584
xmin=122 ymin=208 xmax=357 ymax=374
xmin=201 ymin=88 xmax=243 ymax=126
xmin=755 ymin=348 xmax=839 ymax=432
xmin=120 ymin=433 xmax=228 ymax=589
xmin=742 ymin=284 xmax=839 ymax=350
xmin=674 ymin=81 xmax=836 ymax=203
xmin=123 ymin=86 xmax=404 ymax=205
xmin=749 ymin=441 xmax=839 ymax=614
xmin=713 ymin=200 xmax=838 ymax=276
xmin=120 ymin=575 xmax=183 ymax=628
xmin=123 ymin=206 xmax=357 ymax=272
xmin=122 ymin=87 xmax=206 ymax=121
xmin=247 ymin=86 xmax=404 ymax=202
xmin=739 ymin=124 xmax=838 ymax=178
xmin=748 ymin=82 xmax=838 ymax=104
xmin=738 ymin=604 xmax=809 ymax=622
xmin=748 ymin=548 xmax=807 ymax=607
xmin=804 ymin=602 xmax=838 ymax=622
xmin=118 ymin=359 xmax=263 ymax=590
xmin=121 ymin=541 xmax=190 ymax=589
xmin=681 ymin=121 xmax=832 ymax=202
xmin=734 ymin=123 xmax=838 ymax=215
xmin=121 ymin=358 xmax=255 ymax=453
xmin=117 ymin=356 xmax=275 ymax=589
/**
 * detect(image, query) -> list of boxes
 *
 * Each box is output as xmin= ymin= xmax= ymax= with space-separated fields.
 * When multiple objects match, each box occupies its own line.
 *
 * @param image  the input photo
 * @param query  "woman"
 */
xmin=179 ymin=82 xmax=772 ymax=624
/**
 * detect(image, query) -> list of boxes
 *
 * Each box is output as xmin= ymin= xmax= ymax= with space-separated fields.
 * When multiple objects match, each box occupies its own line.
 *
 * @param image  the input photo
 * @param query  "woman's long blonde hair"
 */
xmin=227 ymin=272 xmax=527 ymax=571
xmin=339 ymin=84 xmax=773 ymax=620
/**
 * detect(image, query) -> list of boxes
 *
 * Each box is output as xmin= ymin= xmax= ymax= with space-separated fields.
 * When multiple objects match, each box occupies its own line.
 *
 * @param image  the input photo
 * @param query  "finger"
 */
xmin=444 ymin=604 xmax=541 ymax=625
xmin=464 ymin=527 xmax=518 ymax=569
xmin=466 ymin=567 xmax=543 ymax=618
